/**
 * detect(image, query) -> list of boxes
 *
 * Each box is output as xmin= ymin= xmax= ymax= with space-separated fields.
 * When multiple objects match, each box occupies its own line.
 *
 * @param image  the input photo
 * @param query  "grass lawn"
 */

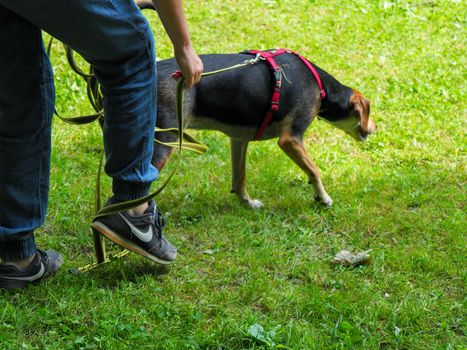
xmin=1 ymin=0 xmax=465 ymax=349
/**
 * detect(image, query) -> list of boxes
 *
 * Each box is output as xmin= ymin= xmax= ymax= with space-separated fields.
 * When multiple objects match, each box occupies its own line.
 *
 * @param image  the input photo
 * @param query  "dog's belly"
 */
xmin=188 ymin=116 xmax=284 ymax=141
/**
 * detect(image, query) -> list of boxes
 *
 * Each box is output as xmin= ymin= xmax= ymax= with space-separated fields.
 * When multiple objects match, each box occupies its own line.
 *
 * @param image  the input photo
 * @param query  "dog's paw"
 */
xmin=314 ymin=194 xmax=333 ymax=207
xmin=246 ymin=199 xmax=264 ymax=209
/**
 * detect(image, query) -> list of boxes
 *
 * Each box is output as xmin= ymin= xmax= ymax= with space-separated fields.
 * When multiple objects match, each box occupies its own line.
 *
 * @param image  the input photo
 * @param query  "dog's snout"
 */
xmin=366 ymin=118 xmax=377 ymax=135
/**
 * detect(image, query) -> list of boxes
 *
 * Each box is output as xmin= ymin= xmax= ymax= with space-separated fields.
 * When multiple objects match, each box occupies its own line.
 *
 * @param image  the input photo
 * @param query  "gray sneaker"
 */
xmin=91 ymin=200 xmax=177 ymax=264
xmin=0 ymin=249 xmax=64 ymax=290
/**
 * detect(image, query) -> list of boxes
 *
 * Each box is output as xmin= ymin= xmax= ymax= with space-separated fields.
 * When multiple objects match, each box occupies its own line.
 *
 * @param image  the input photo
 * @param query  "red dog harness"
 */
xmin=246 ymin=49 xmax=326 ymax=140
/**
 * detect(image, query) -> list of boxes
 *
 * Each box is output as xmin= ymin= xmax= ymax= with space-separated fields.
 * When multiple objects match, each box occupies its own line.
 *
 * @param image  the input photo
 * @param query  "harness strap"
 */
xmin=290 ymin=51 xmax=326 ymax=99
xmin=246 ymin=49 xmax=326 ymax=140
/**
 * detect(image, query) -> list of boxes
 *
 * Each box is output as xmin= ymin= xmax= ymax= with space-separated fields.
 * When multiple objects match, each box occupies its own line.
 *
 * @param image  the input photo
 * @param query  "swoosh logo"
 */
xmin=1 ymin=262 xmax=45 ymax=281
xmin=118 ymin=213 xmax=154 ymax=242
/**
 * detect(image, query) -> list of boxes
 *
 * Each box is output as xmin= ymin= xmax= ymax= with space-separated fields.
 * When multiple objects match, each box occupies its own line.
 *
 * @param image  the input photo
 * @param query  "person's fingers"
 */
xmin=183 ymin=62 xmax=203 ymax=88
xmin=174 ymin=46 xmax=204 ymax=88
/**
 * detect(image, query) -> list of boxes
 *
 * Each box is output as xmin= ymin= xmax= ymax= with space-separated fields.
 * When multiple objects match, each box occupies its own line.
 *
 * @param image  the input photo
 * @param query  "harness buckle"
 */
xmin=273 ymin=69 xmax=282 ymax=87
xmin=271 ymin=102 xmax=280 ymax=111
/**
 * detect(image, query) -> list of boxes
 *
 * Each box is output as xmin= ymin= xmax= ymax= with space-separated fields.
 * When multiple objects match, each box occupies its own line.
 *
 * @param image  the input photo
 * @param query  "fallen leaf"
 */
xmin=331 ymin=250 xmax=372 ymax=267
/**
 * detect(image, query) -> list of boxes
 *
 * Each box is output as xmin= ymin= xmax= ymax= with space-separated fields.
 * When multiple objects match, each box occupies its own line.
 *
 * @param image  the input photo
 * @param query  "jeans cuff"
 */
xmin=112 ymin=180 xmax=151 ymax=202
xmin=0 ymin=232 xmax=37 ymax=261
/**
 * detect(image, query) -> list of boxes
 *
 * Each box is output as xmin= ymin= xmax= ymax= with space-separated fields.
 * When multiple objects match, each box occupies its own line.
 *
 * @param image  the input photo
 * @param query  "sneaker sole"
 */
xmin=91 ymin=222 xmax=175 ymax=265
xmin=0 ymin=277 xmax=31 ymax=290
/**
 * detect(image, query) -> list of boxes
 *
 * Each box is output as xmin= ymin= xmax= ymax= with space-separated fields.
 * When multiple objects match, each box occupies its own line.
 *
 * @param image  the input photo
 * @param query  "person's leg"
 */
xmin=0 ymin=0 xmax=175 ymax=270
xmin=0 ymin=6 xmax=63 ymax=289
xmin=0 ymin=5 xmax=54 ymax=260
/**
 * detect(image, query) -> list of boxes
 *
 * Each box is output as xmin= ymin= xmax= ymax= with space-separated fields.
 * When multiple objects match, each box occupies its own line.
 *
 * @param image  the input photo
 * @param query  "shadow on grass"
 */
xmin=68 ymin=257 xmax=171 ymax=289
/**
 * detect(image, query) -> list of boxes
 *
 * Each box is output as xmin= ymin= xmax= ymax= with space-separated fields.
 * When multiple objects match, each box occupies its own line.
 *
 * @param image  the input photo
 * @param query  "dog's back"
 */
xmin=156 ymin=53 xmax=324 ymax=141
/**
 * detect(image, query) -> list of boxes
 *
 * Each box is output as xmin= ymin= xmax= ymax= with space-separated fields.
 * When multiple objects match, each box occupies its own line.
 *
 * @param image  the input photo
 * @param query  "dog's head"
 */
xmin=318 ymin=90 xmax=376 ymax=142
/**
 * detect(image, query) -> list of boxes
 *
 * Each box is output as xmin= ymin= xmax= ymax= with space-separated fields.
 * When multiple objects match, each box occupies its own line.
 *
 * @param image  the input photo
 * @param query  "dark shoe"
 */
xmin=91 ymin=200 xmax=177 ymax=264
xmin=0 ymin=250 xmax=64 ymax=290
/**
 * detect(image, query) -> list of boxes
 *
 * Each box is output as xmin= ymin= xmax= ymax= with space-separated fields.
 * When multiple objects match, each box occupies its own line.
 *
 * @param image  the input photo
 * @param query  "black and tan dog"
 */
xmin=135 ymin=0 xmax=376 ymax=208
xmin=152 ymin=52 xmax=376 ymax=208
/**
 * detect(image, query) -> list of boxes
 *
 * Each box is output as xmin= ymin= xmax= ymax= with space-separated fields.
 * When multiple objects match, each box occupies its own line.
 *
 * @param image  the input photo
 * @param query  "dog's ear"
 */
xmin=350 ymin=91 xmax=371 ymax=133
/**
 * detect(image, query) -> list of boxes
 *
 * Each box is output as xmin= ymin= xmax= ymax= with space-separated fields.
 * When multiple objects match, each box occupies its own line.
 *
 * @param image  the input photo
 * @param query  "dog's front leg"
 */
xmin=278 ymin=133 xmax=333 ymax=206
xmin=230 ymin=138 xmax=263 ymax=209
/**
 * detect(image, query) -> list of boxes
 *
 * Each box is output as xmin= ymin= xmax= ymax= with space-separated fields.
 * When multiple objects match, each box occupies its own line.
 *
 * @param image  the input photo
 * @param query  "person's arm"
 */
xmin=153 ymin=0 xmax=203 ymax=87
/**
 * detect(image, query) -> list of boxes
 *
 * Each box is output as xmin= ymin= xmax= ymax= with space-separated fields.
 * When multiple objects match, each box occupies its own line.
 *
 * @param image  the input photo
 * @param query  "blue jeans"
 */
xmin=0 ymin=0 xmax=158 ymax=260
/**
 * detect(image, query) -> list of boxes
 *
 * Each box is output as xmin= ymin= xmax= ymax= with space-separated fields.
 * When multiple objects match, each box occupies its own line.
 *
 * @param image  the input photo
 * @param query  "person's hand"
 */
xmin=174 ymin=44 xmax=203 ymax=88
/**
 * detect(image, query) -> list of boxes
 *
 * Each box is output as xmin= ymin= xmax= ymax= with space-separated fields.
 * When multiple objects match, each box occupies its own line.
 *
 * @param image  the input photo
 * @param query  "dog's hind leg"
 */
xmin=152 ymin=128 xmax=177 ymax=173
xmin=230 ymin=138 xmax=263 ymax=209
xmin=277 ymin=131 xmax=333 ymax=206
xmin=152 ymin=144 xmax=175 ymax=173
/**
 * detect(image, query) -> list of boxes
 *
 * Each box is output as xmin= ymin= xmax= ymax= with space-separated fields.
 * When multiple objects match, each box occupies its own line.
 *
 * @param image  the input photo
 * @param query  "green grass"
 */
xmin=1 ymin=0 xmax=466 ymax=349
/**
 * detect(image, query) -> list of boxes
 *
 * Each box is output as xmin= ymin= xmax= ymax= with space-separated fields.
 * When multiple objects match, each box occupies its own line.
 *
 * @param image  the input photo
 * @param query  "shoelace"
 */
xmin=154 ymin=210 xmax=166 ymax=234
xmin=36 ymin=250 xmax=50 ymax=277
xmin=142 ymin=209 xmax=165 ymax=238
